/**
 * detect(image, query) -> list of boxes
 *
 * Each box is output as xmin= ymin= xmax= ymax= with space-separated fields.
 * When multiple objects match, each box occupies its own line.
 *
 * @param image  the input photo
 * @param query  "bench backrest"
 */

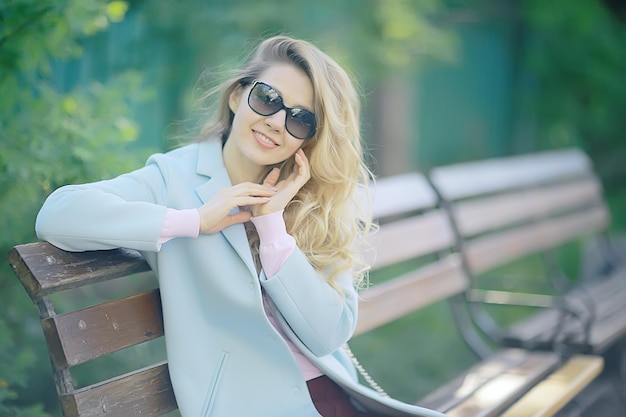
xmin=428 ymin=148 xmax=611 ymax=275
xmin=8 ymin=243 xmax=175 ymax=417
xmin=354 ymin=172 xmax=467 ymax=335
xmin=8 ymin=172 xmax=467 ymax=417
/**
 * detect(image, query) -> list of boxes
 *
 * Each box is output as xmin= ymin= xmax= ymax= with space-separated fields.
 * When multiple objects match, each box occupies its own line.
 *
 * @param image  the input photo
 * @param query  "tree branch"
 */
xmin=0 ymin=6 xmax=53 ymax=50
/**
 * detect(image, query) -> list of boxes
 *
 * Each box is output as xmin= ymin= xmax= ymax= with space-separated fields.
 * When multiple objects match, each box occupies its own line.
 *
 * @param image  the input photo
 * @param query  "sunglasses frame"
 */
xmin=247 ymin=80 xmax=317 ymax=140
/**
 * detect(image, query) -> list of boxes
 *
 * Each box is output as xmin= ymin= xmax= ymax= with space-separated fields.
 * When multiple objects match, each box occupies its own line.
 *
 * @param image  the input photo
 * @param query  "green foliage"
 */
xmin=0 ymin=1 xmax=151 ymax=414
xmin=0 ymin=280 xmax=53 ymax=417
xmin=519 ymin=0 xmax=626 ymax=185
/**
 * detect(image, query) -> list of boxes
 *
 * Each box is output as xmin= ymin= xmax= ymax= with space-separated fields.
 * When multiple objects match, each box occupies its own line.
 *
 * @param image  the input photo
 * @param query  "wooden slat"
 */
xmin=355 ymin=255 xmax=467 ymax=335
xmin=589 ymin=305 xmax=626 ymax=353
xmin=571 ymin=271 xmax=626 ymax=352
xmin=504 ymin=268 xmax=626 ymax=352
xmin=446 ymin=353 xmax=603 ymax=417
xmin=418 ymin=349 xmax=561 ymax=417
xmin=8 ymin=242 xmax=151 ymax=299
xmin=446 ymin=354 xmax=559 ymax=417
xmin=430 ymin=148 xmax=593 ymax=201
xmin=499 ymin=355 xmax=603 ymax=417
xmin=465 ymin=205 xmax=610 ymax=274
xmin=371 ymin=172 xmax=439 ymax=219
xmin=364 ymin=209 xmax=455 ymax=269
xmin=454 ymin=177 xmax=604 ymax=237
xmin=417 ymin=349 xmax=553 ymax=412
xmin=60 ymin=362 xmax=177 ymax=417
xmin=43 ymin=290 xmax=164 ymax=369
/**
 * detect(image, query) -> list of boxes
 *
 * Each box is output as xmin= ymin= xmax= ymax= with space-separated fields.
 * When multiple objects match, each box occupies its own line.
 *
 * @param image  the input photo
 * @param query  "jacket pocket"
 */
xmin=201 ymin=351 xmax=230 ymax=417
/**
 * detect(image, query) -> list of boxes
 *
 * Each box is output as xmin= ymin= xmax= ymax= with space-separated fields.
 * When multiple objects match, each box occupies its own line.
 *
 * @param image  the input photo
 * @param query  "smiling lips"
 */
xmin=253 ymin=130 xmax=279 ymax=149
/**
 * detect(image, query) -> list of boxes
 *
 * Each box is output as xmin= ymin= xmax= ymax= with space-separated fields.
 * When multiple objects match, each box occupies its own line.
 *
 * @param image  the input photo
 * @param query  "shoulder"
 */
xmin=144 ymin=139 xmax=223 ymax=181
xmin=147 ymin=143 xmax=201 ymax=166
xmin=138 ymin=144 xmax=200 ymax=187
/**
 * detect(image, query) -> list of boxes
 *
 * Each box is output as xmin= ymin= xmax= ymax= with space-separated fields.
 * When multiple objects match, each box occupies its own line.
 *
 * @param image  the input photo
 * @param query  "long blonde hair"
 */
xmin=197 ymin=35 xmax=374 ymax=289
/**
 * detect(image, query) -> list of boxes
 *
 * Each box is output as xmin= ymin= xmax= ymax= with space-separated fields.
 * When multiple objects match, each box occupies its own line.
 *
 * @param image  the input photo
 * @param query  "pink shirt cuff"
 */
xmin=251 ymin=210 xmax=296 ymax=278
xmin=158 ymin=208 xmax=200 ymax=244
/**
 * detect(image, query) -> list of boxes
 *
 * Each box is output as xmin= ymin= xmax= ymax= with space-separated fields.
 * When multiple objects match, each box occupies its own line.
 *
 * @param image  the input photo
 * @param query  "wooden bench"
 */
xmin=354 ymin=172 xmax=603 ymax=416
xmin=427 ymin=148 xmax=626 ymax=357
xmin=8 ymin=171 xmax=604 ymax=417
xmin=8 ymin=243 xmax=175 ymax=417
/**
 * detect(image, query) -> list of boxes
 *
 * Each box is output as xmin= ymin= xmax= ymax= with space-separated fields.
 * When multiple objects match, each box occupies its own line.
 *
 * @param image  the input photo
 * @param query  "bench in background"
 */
xmin=427 ymin=148 xmax=626 ymax=358
xmin=8 ymin=170 xmax=605 ymax=417
xmin=355 ymin=172 xmax=603 ymax=417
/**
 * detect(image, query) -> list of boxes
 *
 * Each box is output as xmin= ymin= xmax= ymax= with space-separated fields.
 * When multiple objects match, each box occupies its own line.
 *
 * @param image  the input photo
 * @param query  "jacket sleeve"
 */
xmin=260 ymin=249 xmax=358 ymax=357
xmin=35 ymin=163 xmax=169 ymax=252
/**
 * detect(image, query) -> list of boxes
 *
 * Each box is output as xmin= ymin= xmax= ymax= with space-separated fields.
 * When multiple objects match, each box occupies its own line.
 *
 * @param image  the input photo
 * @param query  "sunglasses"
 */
xmin=247 ymin=80 xmax=317 ymax=140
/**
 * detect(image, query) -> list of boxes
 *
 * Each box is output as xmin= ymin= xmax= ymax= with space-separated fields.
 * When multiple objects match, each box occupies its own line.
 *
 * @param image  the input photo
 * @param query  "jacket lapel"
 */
xmin=194 ymin=140 xmax=257 ymax=278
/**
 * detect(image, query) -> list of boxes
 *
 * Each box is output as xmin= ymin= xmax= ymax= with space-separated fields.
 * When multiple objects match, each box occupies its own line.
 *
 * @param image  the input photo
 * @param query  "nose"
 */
xmin=264 ymin=109 xmax=286 ymax=133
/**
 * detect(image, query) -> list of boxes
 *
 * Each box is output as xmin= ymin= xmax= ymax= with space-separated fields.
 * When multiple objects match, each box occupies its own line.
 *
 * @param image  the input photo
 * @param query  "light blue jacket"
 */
xmin=36 ymin=140 xmax=447 ymax=417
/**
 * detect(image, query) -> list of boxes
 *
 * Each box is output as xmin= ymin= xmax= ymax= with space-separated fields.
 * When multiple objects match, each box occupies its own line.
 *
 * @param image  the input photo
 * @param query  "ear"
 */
xmin=228 ymin=86 xmax=243 ymax=113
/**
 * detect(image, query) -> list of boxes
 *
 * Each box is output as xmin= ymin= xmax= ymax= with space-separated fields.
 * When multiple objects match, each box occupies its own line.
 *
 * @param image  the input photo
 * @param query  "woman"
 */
xmin=36 ymin=35 xmax=446 ymax=417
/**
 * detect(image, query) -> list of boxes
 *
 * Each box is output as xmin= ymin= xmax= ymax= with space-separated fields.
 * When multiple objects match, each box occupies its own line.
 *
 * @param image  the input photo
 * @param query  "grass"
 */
xmin=349 ymin=301 xmax=479 ymax=402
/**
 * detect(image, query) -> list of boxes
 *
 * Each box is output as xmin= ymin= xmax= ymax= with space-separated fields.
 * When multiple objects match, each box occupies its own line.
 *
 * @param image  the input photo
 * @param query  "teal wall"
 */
xmin=49 ymin=9 xmax=520 ymax=168
xmin=414 ymin=19 xmax=518 ymax=169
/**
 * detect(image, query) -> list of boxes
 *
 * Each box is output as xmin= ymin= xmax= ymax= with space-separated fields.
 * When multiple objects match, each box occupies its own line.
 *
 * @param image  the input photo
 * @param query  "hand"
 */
xmin=197 ymin=182 xmax=275 ymax=234
xmin=252 ymin=149 xmax=311 ymax=217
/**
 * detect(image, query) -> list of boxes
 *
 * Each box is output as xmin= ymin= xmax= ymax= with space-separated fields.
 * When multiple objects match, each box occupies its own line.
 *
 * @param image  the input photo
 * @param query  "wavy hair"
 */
xmin=196 ymin=35 xmax=374 ymax=290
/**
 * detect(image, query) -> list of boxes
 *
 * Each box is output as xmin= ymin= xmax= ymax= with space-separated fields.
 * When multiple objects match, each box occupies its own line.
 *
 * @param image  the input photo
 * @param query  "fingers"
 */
xmin=230 ymin=182 xmax=276 ymax=198
xmin=197 ymin=154 xmax=310 ymax=234
xmin=197 ymin=183 xmax=274 ymax=234
xmin=293 ymin=149 xmax=311 ymax=184
xmin=226 ymin=210 xmax=253 ymax=226
xmin=295 ymin=148 xmax=307 ymax=163
xmin=233 ymin=195 xmax=271 ymax=208
xmin=262 ymin=167 xmax=280 ymax=188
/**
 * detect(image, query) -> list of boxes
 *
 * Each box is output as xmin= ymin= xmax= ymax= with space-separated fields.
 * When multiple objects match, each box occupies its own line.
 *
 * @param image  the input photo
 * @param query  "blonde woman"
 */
xmin=36 ymin=35 xmax=446 ymax=417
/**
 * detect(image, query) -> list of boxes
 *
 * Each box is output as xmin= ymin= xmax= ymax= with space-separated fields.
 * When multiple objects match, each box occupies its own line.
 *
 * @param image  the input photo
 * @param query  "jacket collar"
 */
xmin=194 ymin=139 xmax=257 ymax=278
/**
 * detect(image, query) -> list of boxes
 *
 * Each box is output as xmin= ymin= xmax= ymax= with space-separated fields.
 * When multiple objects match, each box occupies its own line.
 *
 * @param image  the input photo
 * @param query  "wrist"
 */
xmin=251 ymin=210 xmax=289 ymax=243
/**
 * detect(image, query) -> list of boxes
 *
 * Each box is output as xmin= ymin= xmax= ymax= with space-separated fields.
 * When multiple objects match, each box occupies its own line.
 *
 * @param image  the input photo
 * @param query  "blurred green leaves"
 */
xmin=0 ymin=0 xmax=148 ymax=248
xmin=520 ymin=0 xmax=626 ymax=183
xmin=377 ymin=0 xmax=456 ymax=68
xmin=0 ymin=1 xmax=150 ymax=415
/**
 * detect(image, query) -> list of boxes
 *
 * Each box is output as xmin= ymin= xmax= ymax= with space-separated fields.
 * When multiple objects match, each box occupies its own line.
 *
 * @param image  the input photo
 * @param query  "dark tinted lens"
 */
xmin=286 ymin=108 xmax=316 ymax=140
xmin=249 ymin=83 xmax=282 ymax=116
xmin=248 ymin=81 xmax=317 ymax=140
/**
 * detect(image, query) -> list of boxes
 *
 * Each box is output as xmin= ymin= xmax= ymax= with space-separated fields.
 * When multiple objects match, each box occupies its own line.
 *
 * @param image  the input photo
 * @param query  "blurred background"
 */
xmin=1 ymin=0 xmax=625 ymax=415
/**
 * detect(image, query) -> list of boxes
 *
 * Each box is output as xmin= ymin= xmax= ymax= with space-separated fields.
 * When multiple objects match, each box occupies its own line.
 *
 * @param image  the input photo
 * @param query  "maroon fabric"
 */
xmin=306 ymin=375 xmax=394 ymax=417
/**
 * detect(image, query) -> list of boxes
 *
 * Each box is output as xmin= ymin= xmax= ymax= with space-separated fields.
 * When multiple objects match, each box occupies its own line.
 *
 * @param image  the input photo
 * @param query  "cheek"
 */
xmin=282 ymin=138 xmax=304 ymax=156
xmin=230 ymin=106 xmax=254 ymax=134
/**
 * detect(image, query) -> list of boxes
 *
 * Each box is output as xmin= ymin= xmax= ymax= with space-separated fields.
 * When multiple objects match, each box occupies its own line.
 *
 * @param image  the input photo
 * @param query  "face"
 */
xmin=224 ymin=63 xmax=315 ymax=176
